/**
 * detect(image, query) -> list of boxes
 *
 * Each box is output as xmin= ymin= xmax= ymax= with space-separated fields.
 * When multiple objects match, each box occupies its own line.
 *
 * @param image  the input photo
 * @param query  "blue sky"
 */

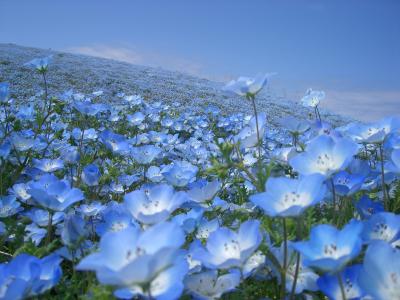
xmin=1 ymin=0 xmax=399 ymax=121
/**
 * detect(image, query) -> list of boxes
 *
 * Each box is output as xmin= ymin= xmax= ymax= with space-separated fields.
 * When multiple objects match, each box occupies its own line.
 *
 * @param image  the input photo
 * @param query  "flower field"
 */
xmin=0 ymin=56 xmax=399 ymax=299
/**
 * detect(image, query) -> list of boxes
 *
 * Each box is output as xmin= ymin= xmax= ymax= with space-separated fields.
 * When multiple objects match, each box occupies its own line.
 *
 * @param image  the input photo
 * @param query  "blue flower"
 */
xmin=269 ymin=243 xmax=318 ymax=294
xmin=361 ymin=212 xmax=400 ymax=245
xmin=77 ymin=201 xmax=106 ymax=217
xmin=386 ymin=148 xmax=400 ymax=173
xmin=96 ymin=202 xmax=138 ymax=236
xmin=317 ymin=265 xmax=365 ymax=300
xmin=0 ymin=195 xmax=23 ymax=218
xmin=24 ymin=55 xmax=52 ymax=73
xmin=194 ymin=220 xmax=262 ymax=269
xmin=161 ymin=161 xmax=198 ymax=187
xmin=187 ymin=179 xmax=221 ymax=205
xmin=223 ymin=74 xmax=269 ymax=97
xmin=301 ymin=88 xmax=325 ymax=108
xmin=292 ymin=220 xmax=363 ymax=273
xmin=131 ymin=145 xmax=162 ymax=164
xmin=28 ymin=174 xmax=84 ymax=211
xmin=0 ymin=253 xmax=62 ymax=299
xmin=235 ymin=113 xmax=267 ymax=148
xmin=23 ymin=208 xmax=64 ymax=227
xmin=359 ymin=241 xmax=400 ymax=299
xmin=124 ymin=184 xmax=187 ymax=224
xmin=250 ymin=174 xmax=326 ymax=217
xmin=290 ymin=135 xmax=359 ymax=177
xmin=61 ymin=213 xmax=88 ymax=248
xmin=99 ymin=129 xmax=130 ymax=154
xmin=33 ymin=158 xmax=64 ymax=173
xmin=332 ymin=171 xmax=364 ymax=196
xmin=0 ymin=82 xmax=10 ymax=103
xmin=0 ymin=221 xmax=6 ymax=236
xmin=184 ymin=269 xmax=241 ymax=299
xmin=77 ymin=222 xmax=187 ymax=299
xmin=355 ymin=195 xmax=384 ymax=219
xmin=82 ymin=164 xmax=101 ymax=186
xmin=24 ymin=223 xmax=47 ymax=246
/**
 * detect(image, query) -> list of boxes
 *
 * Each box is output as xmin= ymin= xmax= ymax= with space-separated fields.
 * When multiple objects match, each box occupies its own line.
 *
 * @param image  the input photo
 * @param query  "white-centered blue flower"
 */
xmin=359 ymin=241 xmax=400 ymax=299
xmin=292 ymin=220 xmax=363 ymax=273
xmin=290 ymin=135 xmax=359 ymax=177
xmin=76 ymin=222 xmax=187 ymax=299
xmin=124 ymin=184 xmax=187 ymax=224
xmin=194 ymin=220 xmax=262 ymax=269
xmin=250 ymin=174 xmax=326 ymax=217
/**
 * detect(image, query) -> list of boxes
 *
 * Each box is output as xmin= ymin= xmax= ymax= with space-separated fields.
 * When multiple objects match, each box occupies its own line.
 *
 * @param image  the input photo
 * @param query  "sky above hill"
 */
xmin=0 ymin=0 xmax=399 ymax=121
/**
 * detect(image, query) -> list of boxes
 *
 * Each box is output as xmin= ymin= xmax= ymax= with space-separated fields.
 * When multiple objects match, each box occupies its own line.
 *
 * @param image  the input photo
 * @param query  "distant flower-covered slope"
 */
xmin=0 ymin=43 xmax=348 ymax=127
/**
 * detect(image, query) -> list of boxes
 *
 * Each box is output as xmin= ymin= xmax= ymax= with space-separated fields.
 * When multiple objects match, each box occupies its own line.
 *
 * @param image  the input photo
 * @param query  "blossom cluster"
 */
xmin=0 ymin=57 xmax=399 ymax=299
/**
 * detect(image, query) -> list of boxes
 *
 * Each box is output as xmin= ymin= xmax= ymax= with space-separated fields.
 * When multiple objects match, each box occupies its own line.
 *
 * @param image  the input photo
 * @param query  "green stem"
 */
xmin=281 ymin=218 xmax=288 ymax=299
xmin=248 ymin=95 xmax=263 ymax=177
xmin=379 ymin=144 xmax=389 ymax=210
xmin=290 ymin=217 xmax=302 ymax=299
xmin=46 ymin=211 xmax=53 ymax=246
xmin=337 ymin=272 xmax=347 ymax=300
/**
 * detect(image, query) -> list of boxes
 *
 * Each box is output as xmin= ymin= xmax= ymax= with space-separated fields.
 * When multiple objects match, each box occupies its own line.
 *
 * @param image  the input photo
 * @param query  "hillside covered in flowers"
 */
xmin=0 ymin=52 xmax=399 ymax=300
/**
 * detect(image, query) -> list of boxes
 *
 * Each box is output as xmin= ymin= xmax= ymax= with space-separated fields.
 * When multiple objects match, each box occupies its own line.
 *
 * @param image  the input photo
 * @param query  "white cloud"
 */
xmin=65 ymin=44 xmax=206 ymax=79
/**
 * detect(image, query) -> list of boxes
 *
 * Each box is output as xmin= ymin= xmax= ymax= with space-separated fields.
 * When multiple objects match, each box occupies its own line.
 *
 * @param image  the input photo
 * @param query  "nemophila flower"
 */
xmin=196 ymin=218 xmax=220 ymax=239
xmin=60 ymin=145 xmax=80 ymax=164
xmin=184 ymin=269 xmax=241 ymax=300
xmin=187 ymin=179 xmax=221 ymax=205
xmin=250 ymin=174 xmax=326 ymax=217
xmin=194 ymin=220 xmax=262 ymax=269
xmin=331 ymin=171 xmax=364 ymax=196
xmin=82 ymin=164 xmax=101 ymax=186
xmin=236 ymin=113 xmax=267 ymax=148
xmin=73 ymin=101 xmax=107 ymax=116
xmin=61 ymin=213 xmax=88 ymax=247
xmin=223 ymin=74 xmax=269 ymax=97
xmin=0 ymin=82 xmax=10 ymax=103
xmin=269 ymin=243 xmax=318 ymax=294
xmin=317 ymin=265 xmax=365 ymax=300
xmin=301 ymin=88 xmax=325 ymax=108
xmin=33 ymin=158 xmax=64 ymax=173
xmin=280 ymin=116 xmax=310 ymax=135
xmin=96 ymin=202 xmax=138 ymax=236
xmin=355 ymin=195 xmax=384 ymax=219
xmin=124 ymin=94 xmax=143 ymax=106
xmin=0 ymin=221 xmax=6 ymax=236
xmin=77 ymin=222 xmax=188 ymax=299
xmin=172 ymin=207 xmax=204 ymax=234
xmin=0 ymin=141 xmax=11 ymax=159
xmin=77 ymin=201 xmax=106 ymax=217
xmin=24 ymin=223 xmax=47 ymax=246
xmin=348 ymin=117 xmax=400 ymax=144
xmin=127 ymin=111 xmax=146 ymax=127
xmin=0 ymin=253 xmax=62 ymax=299
xmin=292 ymin=220 xmax=363 ymax=273
xmin=10 ymin=133 xmax=36 ymax=151
xmin=71 ymin=127 xmax=98 ymax=141
xmin=359 ymin=241 xmax=400 ymax=299
xmin=131 ymin=145 xmax=161 ymax=164
xmin=386 ymin=148 xmax=400 ymax=173
xmin=146 ymin=166 xmax=163 ymax=182
xmin=24 ymin=55 xmax=52 ymax=73
xmin=124 ymin=183 xmax=187 ymax=224
xmin=290 ymin=135 xmax=358 ymax=177
xmin=0 ymin=195 xmax=23 ymax=217
xmin=99 ymin=129 xmax=130 ymax=154
xmin=161 ymin=161 xmax=198 ymax=187
xmin=361 ymin=212 xmax=400 ymax=245
xmin=28 ymin=174 xmax=84 ymax=211
xmin=23 ymin=208 xmax=64 ymax=227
